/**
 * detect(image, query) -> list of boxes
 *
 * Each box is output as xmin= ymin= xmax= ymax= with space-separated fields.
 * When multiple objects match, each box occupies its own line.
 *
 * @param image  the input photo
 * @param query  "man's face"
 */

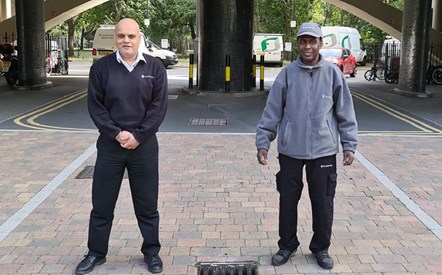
xmin=297 ymin=35 xmax=322 ymax=66
xmin=115 ymin=19 xmax=141 ymax=60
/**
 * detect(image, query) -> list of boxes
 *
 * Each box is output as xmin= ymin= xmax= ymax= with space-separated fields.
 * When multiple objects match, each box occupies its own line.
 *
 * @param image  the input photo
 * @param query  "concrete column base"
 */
xmin=14 ymin=81 xmax=53 ymax=90
xmin=393 ymin=88 xmax=432 ymax=98
xmin=182 ymin=87 xmax=268 ymax=97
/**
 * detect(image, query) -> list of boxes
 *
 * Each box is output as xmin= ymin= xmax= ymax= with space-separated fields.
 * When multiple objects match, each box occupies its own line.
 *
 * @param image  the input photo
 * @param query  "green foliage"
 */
xmin=147 ymin=0 xmax=196 ymax=52
xmin=255 ymin=0 xmax=404 ymax=45
xmin=254 ymin=0 xmax=288 ymax=34
xmin=382 ymin=0 xmax=404 ymax=10
xmin=64 ymin=0 xmax=197 ymax=54
xmin=50 ymin=0 xmax=404 ymax=57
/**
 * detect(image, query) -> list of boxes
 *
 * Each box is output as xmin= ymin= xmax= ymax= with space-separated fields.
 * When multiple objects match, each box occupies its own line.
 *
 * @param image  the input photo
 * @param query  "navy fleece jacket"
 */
xmin=88 ymin=52 xmax=168 ymax=144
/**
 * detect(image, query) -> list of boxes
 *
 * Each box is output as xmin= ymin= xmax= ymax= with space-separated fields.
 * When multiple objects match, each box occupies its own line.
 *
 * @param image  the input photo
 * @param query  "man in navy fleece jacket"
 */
xmin=75 ymin=18 xmax=167 ymax=275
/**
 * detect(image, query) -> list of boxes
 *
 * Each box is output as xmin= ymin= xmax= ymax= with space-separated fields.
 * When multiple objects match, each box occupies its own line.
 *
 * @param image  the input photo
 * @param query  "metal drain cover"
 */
xmin=75 ymin=165 xmax=128 ymax=179
xmin=197 ymin=261 xmax=257 ymax=275
xmin=188 ymin=118 xmax=229 ymax=126
xmin=75 ymin=165 xmax=95 ymax=179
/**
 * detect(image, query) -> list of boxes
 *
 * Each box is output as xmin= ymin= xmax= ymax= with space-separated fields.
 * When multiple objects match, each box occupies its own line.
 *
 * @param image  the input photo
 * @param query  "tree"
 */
xmin=47 ymin=0 xmax=404 ymax=58
xmin=66 ymin=0 xmax=197 ymax=54
xmin=147 ymin=0 xmax=196 ymax=53
xmin=253 ymin=0 xmax=404 ymax=62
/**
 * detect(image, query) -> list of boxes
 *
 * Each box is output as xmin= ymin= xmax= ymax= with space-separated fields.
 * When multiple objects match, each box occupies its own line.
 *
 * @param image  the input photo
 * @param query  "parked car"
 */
xmin=319 ymin=47 xmax=356 ymax=77
xmin=144 ymin=38 xmax=178 ymax=67
xmin=92 ymin=25 xmax=178 ymax=67
xmin=321 ymin=26 xmax=367 ymax=65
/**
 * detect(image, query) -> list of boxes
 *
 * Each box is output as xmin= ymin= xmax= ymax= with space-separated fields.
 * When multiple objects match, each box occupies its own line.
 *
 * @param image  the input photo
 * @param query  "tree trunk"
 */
xmin=199 ymin=0 xmax=254 ymax=92
xmin=67 ymin=19 xmax=75 ymax=57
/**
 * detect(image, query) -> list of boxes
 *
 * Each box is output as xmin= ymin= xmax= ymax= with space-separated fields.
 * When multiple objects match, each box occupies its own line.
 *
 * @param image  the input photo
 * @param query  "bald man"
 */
xmin=75 ymin=18 xmax=168 ymax=274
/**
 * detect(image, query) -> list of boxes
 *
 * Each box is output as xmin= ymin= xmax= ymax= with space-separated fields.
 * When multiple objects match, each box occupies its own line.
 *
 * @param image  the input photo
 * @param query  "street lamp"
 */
xmin=290 ymin=20 xmax=296 ymax=62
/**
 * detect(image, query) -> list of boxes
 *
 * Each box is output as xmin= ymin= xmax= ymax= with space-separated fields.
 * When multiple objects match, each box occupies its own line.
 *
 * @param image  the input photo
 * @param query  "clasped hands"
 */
xmin=257 ymin=148 xmax=355 ymax=166
xmin=116 ymin=130 xmax=139 ymax=150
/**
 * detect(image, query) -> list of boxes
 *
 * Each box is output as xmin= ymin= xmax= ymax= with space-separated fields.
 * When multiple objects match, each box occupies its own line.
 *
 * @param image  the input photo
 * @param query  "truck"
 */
xmin=321 ymin=26 xmax=367 ymax=65
xmin=252 ymin=33 xmax=284 ymax=66
xmin=92 ymin=25 xmax=178 ymax=67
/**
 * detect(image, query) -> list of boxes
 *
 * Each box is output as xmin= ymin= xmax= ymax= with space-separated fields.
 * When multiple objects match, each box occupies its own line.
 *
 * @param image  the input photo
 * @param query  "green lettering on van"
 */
xmin=323 ymin=34 xmax=334 ymax=39
xmin=341 ymin=35 xmax=349 ymax=48
xmin=261 ymin=37 xmax=278 ymax=51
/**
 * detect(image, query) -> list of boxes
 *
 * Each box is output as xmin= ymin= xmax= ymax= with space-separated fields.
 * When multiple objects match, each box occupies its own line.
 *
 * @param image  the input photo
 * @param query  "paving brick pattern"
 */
xmin=0 ymin=131 xmax=441 ymax=274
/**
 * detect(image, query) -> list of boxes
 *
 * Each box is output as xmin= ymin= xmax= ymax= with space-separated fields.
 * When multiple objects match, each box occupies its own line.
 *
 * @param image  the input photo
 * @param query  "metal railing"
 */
xmin=1 ymin=32 xmax=16 ymax=43
xmin=367 ymin=41 xmax=441 ymax=84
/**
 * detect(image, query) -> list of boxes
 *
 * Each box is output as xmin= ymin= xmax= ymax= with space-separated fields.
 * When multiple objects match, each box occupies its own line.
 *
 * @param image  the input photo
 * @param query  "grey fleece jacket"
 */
xmin=256 ymin=55 xmax=358 ymax=160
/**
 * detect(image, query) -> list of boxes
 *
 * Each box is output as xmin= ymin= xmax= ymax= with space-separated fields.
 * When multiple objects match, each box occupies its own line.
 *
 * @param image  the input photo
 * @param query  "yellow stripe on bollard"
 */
xmin=188 ymin=54 xmax=194 ymax=89
xmin=225 ymin=66 xmax=231 ymax=81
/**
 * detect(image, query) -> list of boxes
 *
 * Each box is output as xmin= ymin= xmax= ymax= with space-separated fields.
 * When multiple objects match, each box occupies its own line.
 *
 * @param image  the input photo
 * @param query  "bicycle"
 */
xmin=384 ymin=66 xmax=399 ymax=84
xmin=364 ymin=65 xmax=385 ymax=81
xmin=46 ymin=49 xmax=68 ymax=75
xmin=384 ymin=56 xmax=400 ymax=84
xmin=432 ymin=66 xmax=442 ymax=85
xmin=56 ymin=51 xmax=68 ymax=75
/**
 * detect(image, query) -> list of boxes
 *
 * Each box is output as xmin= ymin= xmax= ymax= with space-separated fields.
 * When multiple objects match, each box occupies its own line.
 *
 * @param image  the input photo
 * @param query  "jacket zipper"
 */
xmin=307 ymin=69 xmax=313 ymax=156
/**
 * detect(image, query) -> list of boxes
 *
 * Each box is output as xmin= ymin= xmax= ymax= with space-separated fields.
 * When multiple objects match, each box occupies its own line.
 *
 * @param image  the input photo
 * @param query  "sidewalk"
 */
xmin=0 ymin=77 xmax=441 ymax=274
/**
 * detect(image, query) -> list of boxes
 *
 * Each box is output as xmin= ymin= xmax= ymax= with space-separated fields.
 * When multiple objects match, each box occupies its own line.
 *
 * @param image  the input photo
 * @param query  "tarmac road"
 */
xmin=0 ymin=61 xmax=441 ymax=135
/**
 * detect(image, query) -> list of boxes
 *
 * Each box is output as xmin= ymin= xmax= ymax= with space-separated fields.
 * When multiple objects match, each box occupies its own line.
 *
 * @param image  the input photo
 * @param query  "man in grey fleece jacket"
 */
xmin=256 ymin=22 xmax=358 ymax=270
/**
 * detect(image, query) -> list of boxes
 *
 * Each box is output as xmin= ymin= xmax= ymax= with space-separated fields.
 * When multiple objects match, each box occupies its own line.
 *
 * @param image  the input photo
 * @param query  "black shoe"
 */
xmin=144 ymin=254 xmax=163 ymax=273
xmin=313 ymin=250 xmax=334 ymax=270
xmin=271 ymin=249 xmax=296 ymax=266
xmin=75 ymin=255 xmax=106 ymax=275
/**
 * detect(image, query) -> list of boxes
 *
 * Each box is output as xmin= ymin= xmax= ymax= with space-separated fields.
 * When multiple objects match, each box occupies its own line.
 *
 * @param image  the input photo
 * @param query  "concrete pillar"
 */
xmin=1 ymin=0 xmax=6 ymax=21
xmin=0 ymin=0 xmax=12 ymax=21
xmin=433 ymin=0 xmax=441 ymax=31
xmin=397 ymin=0 xmax=432 ymax=97
xmin=1 ymin=0 xmax=13 ymax=19
xmin=199 ymin=0 xmax=254 ymax=92
xmin=15 ymin=0 xmax=50 ymax=88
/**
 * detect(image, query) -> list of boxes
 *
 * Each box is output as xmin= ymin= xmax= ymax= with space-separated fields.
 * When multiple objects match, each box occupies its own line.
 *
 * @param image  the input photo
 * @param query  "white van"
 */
xmin=91 ymin=25 xmax=115 ymax=62
xmin=92 ymin=25 xmax=178 ymax=67
xmin=380 ymin=36 xmax=401 ymax=65
xmin=382 ymin=36 xmax=401 ymax=56
xmin=321 ymin=26 xmax=367 ymax=65
xmin=252 ymin=33 xmax=284 ymax=66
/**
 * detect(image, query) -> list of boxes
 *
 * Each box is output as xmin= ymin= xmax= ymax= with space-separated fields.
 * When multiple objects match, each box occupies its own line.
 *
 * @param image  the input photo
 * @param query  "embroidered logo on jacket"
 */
xmin=141 ymin=75 xmax=154 ymax=79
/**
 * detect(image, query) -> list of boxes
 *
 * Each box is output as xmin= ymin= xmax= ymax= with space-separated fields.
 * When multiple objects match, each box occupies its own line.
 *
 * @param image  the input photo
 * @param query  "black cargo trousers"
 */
xmin=277 ymin=153 xmax=337 ymax=253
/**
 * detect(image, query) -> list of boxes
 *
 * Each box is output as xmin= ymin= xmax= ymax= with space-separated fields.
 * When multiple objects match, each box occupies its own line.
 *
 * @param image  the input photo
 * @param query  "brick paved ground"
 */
xmin=0 ymin=131 xmax=441 ymax=274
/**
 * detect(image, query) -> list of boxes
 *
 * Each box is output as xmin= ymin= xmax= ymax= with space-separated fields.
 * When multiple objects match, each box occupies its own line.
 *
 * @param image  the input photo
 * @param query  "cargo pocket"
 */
xmin=326 ymin=173 xmax=337 ymax=197
xmin=276 ymin=171 xmax=281 ymax=193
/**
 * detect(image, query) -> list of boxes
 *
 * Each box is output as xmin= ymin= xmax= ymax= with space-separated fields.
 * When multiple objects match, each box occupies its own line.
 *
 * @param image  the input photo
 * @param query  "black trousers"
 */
xmin=277 ymin=153 xmax=337 ymax=253
xmin=87 ymin=134 xmax=161 ymax=258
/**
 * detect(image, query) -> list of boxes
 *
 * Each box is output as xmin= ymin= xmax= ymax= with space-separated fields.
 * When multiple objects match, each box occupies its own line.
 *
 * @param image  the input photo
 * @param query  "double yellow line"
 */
xmin=13 ymin=89 xmax=92 ymax=131
xmin=352 ymin=90 xmax=442 ymax=135
xmin=12 ymin=88 xmax=442 ymax=134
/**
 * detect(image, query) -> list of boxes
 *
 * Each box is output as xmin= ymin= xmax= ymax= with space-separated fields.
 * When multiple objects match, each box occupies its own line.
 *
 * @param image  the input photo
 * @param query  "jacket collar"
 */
xmin=296 ymin=54 xmax=325 ymax=70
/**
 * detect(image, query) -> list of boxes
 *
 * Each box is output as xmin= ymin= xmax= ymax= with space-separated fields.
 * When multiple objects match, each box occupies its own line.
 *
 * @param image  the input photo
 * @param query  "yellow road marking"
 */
xmin=11 ymin=88 xmax=442 ymax=134
xmin=13 ymin=89 xmax=91 ymax=131
xmin=352 ymin=91 xmax=442 ymax=134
